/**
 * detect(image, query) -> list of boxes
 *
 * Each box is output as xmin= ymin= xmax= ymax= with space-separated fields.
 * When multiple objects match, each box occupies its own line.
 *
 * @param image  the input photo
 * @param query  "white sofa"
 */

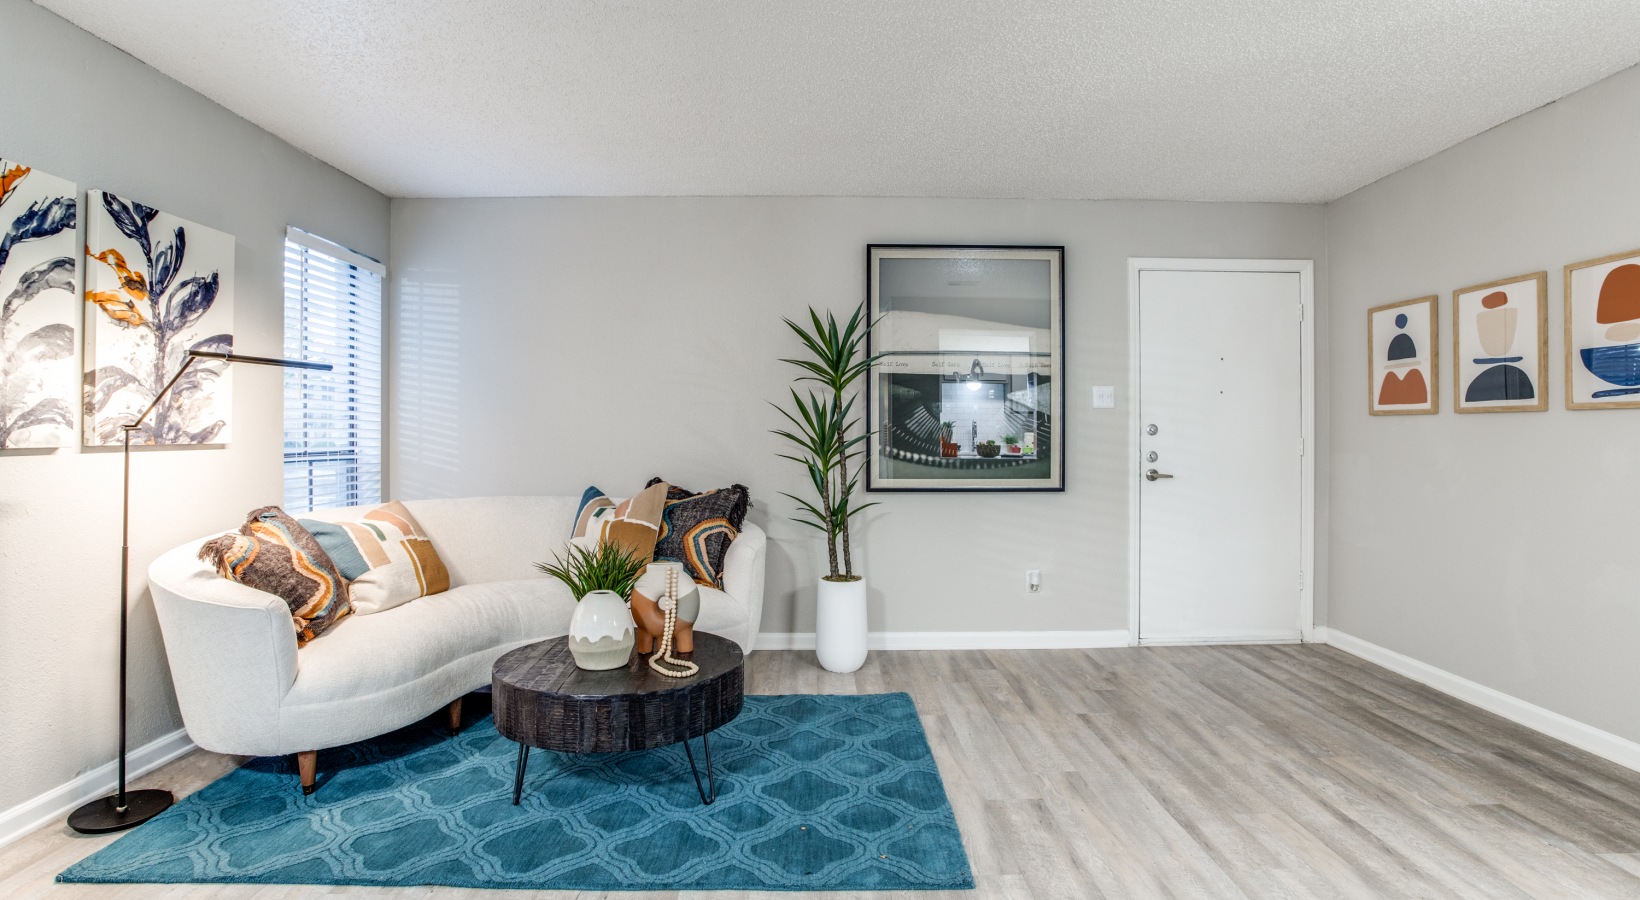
xmin=149 ymin=495 xmax=766 ymax=793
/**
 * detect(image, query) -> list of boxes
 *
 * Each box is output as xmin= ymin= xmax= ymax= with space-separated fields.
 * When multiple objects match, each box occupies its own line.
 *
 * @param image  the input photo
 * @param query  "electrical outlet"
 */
xmin=1091 ymin=385 xmax=1116 ymax=408
xmin=1026 ymin=569 xmax=1041 ymax=593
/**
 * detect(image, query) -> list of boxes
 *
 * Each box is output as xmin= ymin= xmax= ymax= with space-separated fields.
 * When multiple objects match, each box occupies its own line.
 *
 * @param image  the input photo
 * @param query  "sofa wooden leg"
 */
xmin=447 ymin=697 xmax=464 ymax=736
xmin=297 ymin=750 xmax=317 ymax=796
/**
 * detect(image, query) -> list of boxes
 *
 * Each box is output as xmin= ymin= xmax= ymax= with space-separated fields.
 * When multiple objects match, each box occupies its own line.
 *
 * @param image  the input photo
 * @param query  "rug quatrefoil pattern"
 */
xmin=60 ymin=693 xmax=974 ymax=892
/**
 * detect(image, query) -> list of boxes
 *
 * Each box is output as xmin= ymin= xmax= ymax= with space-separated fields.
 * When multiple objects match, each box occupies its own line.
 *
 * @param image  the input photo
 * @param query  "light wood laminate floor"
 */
xmin=9 ymin=644 xmax=1640 ymax=898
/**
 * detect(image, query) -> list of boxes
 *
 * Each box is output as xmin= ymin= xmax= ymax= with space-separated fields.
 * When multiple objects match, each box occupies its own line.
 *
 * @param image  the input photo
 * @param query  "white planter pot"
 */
xmin=816 ymin=576 xmax=868 ymax=673
xmin=568 ymin=589 xmax=635 ymax=670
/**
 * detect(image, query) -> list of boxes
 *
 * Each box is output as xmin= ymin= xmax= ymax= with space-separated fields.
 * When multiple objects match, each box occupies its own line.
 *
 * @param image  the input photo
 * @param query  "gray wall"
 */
xmin=389 ymin=196 xmax=1328 ymax=637
xmin=0 ymin=0 xmax=388 ymax=813
xmin=1327 ymin=65 xmax=1640 ymax=741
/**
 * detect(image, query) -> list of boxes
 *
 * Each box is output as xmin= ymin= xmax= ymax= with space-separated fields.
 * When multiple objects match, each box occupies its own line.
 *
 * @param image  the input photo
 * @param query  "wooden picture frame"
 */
xmin=1564 ymin=247 xmax=1640 ymax=410
xmin=1452 ymin=271 xmax=1547 ymax=413
xmin=865 ymin=244 xmax=1065 ymax=492
xmin=1367 ymin=295 xmax=1438 ymax=416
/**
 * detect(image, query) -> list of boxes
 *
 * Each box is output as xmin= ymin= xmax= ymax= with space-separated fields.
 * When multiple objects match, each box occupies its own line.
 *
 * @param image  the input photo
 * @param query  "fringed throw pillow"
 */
xmin=199 ymin=506 xmax=351 ymax=645
xmin=644 ymin=478 xmax=750 ymax=588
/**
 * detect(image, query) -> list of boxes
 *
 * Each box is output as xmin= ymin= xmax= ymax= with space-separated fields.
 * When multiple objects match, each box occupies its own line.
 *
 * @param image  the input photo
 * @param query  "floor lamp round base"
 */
xmin=67 ymin=789 xmax=174 ymax=834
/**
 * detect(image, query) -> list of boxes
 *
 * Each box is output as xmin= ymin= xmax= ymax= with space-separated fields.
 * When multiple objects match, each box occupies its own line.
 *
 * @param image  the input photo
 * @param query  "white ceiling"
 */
xmin=34 ymin=0 xmax=1640 ymax=202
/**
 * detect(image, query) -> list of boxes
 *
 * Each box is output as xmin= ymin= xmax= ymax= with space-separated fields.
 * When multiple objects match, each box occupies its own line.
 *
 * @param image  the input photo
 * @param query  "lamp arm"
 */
xmin=125 ymin=355 xmax=198 ymax=434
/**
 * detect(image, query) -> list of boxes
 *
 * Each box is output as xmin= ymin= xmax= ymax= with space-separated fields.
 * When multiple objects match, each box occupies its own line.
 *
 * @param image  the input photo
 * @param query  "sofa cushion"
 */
xmin=284 ymin=578 xmax=574 ymax=708
xmin=198 ymin=506 xmax=351 ymax=645
xmin=301 ymin=501 xmax=451 ymax=615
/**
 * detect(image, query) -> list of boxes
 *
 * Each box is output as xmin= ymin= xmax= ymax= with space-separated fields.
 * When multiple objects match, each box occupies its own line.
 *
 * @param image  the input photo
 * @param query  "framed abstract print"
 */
xmin=1368 ymin=295 xmax=1438 ymax=415
xmin=865 ymin=245 xmax=1064 ymax=492
xmin=1452 ymin=271 xmax=1547 ymax=414
xmin=1565 ymin=247 xmax=1640 ymax=410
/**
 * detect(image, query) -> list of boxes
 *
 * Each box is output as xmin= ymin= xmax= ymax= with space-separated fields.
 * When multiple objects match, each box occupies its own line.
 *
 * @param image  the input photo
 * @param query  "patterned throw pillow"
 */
xmin=299 ymin=501 xmax=451 ymax=615
xmin=569 ymin=481 xmax=669 ymax=563
xmin=198 ymin=506 xmax=351 ymax=645
xmin=644 ymin=478 xmax=750 ymax=588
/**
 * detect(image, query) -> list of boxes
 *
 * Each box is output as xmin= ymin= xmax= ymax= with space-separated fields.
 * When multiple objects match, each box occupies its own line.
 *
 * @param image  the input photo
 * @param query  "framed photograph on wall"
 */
xmin=865 ymin=244 xmax=1065 ymax=492
xmin=1452 ymin=271 xmax=1547 ymax=413
xmin=1368 ymin=295 xmax=1438 ymax=416
xmin=1565 ymin=247 xmax=1640 ymax=410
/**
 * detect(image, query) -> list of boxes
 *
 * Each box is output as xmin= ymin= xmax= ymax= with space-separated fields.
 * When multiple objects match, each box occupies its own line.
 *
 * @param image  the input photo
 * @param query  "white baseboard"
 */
xmin=1325 ymin=630 xmax=1640 ymax=774
xmin=1309 ymin=626 xmax=1330 ymax=643
xmin=755 ymin=630 xmax=1132 ymax=651
xmin=0 ymin=728 xmax=196 ymax=850
xmin=1138 ymin=630 xmax=1304 ymax=646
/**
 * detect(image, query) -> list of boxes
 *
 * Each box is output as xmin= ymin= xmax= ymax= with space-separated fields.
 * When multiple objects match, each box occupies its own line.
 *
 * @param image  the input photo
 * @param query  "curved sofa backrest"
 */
xmin=392 ymin=495 xmax=580 ymax=587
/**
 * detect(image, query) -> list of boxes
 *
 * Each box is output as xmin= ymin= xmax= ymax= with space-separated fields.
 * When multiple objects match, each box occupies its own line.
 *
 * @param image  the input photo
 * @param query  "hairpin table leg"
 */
xmin=682 ymin=730 xmax=716 ymax=805
xmin=512 ymin=743 xmax=530 ymax=805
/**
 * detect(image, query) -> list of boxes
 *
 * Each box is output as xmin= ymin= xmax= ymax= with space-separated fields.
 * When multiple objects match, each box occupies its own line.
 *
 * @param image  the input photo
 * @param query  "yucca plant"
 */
xmin=772 ymin=302 xmax=879 ymax=580
xmin=536 ymin=542 xmax=647 ymax=600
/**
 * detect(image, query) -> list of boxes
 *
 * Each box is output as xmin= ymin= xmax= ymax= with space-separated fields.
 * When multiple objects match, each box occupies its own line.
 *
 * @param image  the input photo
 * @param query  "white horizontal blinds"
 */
xmin=283 ymin=228 xmax=384 ymax=513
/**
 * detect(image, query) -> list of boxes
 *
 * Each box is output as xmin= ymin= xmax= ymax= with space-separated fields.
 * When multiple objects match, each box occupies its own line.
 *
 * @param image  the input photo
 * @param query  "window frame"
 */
xmin=281 ymin=226 xmax=386 ymax=514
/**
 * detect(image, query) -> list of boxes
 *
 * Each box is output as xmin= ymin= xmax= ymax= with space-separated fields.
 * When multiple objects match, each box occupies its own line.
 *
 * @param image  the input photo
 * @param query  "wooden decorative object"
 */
xmin=631 ymin=562 xmax=698 ymax=654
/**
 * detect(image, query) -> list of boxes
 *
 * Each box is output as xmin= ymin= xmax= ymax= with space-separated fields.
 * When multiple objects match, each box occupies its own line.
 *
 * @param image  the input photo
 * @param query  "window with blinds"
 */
xmin=282 ymin=228 xmax=385 ymax=513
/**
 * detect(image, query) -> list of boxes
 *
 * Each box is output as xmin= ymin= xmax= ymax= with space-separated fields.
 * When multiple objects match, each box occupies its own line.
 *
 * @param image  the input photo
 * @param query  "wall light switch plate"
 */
xmin=1092 ymin=386 xmax=1117 ymax=409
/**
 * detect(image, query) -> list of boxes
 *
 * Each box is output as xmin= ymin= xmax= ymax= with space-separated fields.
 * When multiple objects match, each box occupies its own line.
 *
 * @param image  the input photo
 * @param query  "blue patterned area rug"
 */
xmin=59 ymin=693 xmax=973 ymax=892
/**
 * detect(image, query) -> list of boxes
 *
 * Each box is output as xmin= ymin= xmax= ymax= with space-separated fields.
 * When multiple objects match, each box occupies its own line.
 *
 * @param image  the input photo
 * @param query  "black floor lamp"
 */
xmin=68 ymin=348 xmax=332 ymax=835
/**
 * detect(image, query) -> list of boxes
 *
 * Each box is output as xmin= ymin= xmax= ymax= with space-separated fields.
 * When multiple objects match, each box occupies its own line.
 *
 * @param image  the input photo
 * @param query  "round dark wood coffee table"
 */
xmin=492 ymin=631 xmax=744 ymax=805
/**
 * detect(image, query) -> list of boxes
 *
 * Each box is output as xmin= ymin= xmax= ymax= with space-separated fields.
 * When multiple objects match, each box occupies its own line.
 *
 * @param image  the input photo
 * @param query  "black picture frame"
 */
xmin=865 ymin=244 xmax=1066 ymax=492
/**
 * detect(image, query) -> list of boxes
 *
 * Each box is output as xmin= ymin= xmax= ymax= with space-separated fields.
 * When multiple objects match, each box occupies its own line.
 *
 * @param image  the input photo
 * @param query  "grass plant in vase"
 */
xmin=537 ymin=542 xmax=647 ymax=670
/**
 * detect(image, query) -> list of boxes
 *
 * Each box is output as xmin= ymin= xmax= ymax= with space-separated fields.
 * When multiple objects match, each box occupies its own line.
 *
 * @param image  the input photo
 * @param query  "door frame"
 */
xmin=1126 ymin=258 xmax=1317 ymax=646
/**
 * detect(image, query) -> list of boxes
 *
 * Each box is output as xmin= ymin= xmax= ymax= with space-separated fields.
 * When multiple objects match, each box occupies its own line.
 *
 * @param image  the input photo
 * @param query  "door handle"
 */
xmin=1145 ymin=469 xmax=1174 ymax=481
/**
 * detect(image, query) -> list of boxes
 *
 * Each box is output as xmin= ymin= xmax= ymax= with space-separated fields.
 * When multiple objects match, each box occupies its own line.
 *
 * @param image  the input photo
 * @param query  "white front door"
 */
xmin=1136 ymin=267 xmax=1305 ymax=643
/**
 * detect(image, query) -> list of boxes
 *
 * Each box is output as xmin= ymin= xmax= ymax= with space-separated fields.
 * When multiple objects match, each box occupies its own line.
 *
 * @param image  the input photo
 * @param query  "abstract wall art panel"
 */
xmin=0 ymin=159 xmax=78 ymax=448
xmin=83 ymin=190 xmax=234 ymax=446
xmin=1452 ymin=271 xmax=1547 ymax=414
xmin=1368 ymin=295 xmax=1438 ymax=416
xmin=1565 ymin=248 xmax=1640 ymax=410
xmin=866 ymin=245 xmax=1065 ymax=491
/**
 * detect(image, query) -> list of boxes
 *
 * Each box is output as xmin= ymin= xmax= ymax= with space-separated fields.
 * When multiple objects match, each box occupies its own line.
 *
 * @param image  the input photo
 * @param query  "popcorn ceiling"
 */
xmin=33 ymin=0 xmax=1640 ymax=202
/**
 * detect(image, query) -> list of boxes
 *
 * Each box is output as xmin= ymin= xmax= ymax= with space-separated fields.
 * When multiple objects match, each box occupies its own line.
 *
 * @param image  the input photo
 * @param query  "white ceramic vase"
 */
xmin=568 ymin=589 xmax=635 ymax=670
xmin=816 ymin=576 xmax=868 ymax=673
